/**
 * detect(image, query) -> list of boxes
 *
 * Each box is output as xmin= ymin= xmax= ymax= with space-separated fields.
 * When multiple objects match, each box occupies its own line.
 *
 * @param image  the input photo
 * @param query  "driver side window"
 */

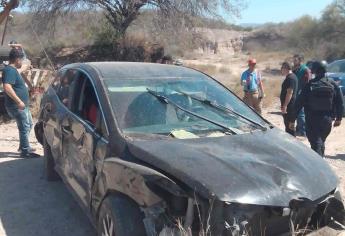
xmin=70 ymin=71 xmax=108 ymax=138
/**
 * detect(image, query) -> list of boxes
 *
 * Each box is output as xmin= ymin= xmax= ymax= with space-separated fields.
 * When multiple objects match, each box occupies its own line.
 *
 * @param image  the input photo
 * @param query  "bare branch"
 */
xmin=25 ymin=0 xmax=245 ymax=37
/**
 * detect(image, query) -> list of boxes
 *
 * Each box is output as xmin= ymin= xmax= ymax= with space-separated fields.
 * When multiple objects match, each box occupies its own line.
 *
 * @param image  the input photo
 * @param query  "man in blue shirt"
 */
xmin=2 ymin=48 xmax=37 ymax=158
xmin=240 ymin=58 xmax=265 ymax=114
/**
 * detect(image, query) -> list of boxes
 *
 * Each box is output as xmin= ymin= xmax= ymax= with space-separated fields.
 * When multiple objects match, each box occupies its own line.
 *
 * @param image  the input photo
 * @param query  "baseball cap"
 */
xmin=248 ymin=58 xmax=257 ymax=65
xmin=9 ymin=48 xmax=24 ymax=61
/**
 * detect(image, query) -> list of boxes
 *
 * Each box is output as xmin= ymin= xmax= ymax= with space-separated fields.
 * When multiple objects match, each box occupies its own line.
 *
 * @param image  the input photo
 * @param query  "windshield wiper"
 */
xmin=176 ymin=90 xmax=267 ymax=131
xmin=146 ymin=88 xmax=237 ymax=134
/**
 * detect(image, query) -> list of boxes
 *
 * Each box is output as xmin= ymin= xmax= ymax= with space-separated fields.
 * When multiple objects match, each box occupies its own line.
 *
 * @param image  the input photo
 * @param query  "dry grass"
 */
xmin=185 ymin=63 xmax=233 ymax=76
xmin=186 ymin=63 xmax=219 ymax=76
xmin=261 ymin=78 xmax=282 ymax=108
xmin=218 ymin=65 xmax=232 ymax=74
xmin=248 ymin=51 xmax=291 ymax=63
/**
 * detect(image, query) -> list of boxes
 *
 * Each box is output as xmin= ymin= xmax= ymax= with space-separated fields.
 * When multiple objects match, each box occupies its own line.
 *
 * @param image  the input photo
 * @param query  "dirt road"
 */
xmin=0 ymin=107 xmax=344 ymax=236
xmin=0 ymin=122 xmax=95 ymax=236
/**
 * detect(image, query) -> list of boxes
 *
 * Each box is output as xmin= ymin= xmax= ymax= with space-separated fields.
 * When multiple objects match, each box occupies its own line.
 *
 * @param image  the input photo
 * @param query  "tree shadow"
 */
xmin=268 ymin=111 xmax=282 ymax=116
xmin=0 ymin=158 xmax=95 ymax=236
xmin=0 ymin=138 xmax=19 ymax=142
xmin=0 ymin=152 xmax=20 ymax=158
xmin=326 ymin=154 xmax=345 ymax=161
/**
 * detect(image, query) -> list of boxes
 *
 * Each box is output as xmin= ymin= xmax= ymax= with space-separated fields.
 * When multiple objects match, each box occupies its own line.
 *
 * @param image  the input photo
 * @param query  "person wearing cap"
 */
xmin=240 ymin=58 xmax=265 ymax=114
xmin=2 ymin=48 xmax=37 ymax=158
xmin=292 ymin=61 xmax=343 ymax=157
xmin=293 ymin=54 xmax=311 ymax=137
xmin=8 ymin=40 xmax=33 ymax=91
xmin=161 ymin=55 xmax=173 ymax=64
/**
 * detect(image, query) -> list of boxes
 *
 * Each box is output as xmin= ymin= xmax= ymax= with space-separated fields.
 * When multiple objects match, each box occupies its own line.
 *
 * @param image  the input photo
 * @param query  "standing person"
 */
xmin=240 ymin=58 xmax=265 ymax=114
xmin=293 ymin=61 xmax=343 ymax=157
xmin=280 ymin=62 xmax=298 ymax=136
xmin=161 ymin=55 xmax=173 ymax=64
xmin=293 ymin=54 xmax=311 ymax=136
xmin=2 ymin=49 xmax=37 ymax=158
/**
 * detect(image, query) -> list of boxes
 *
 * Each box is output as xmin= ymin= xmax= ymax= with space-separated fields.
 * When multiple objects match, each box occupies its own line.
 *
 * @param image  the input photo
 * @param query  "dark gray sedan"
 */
xmin=327 ymin=59 xmax=345 ymax=116
xmin=327 ymin=59 xmax=345 ymax=94
xmin=35 ymin=62 xmax=345 ymax=236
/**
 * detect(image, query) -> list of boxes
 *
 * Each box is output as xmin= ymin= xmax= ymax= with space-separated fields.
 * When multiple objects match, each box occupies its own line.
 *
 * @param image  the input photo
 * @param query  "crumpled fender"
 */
xmin=99 ymin=158 xmax=186 ymax=208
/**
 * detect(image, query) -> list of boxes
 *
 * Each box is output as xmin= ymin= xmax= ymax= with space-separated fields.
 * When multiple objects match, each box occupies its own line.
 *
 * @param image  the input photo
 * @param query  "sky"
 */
xmin=16 ymin=0 xmax=335 ymax=26
xmin=235 ymin=0 xmax=335 ymax=24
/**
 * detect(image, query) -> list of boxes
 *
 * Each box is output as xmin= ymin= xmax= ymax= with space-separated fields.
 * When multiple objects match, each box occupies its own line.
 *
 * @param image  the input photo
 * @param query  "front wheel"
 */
xmin=97 ymin=195 xmax=146 ymax=236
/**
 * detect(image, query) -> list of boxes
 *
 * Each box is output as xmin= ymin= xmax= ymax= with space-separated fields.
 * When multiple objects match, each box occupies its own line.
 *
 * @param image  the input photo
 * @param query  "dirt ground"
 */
xmin=0 ymin=122 xmax=95 ymax=236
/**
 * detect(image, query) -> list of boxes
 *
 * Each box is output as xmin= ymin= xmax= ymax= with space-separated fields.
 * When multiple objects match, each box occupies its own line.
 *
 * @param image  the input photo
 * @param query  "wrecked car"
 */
xmin=35 ymin=62 xmax=345 ymax=236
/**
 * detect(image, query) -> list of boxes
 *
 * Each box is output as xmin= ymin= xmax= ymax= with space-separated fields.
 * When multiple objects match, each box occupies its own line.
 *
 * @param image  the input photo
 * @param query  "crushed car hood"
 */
xmin=127 ymin=128 xmax=338 ymax=207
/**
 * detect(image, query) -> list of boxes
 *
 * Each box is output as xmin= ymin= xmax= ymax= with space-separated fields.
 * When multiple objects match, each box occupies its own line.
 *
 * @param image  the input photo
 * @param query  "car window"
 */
xmin=99 ymin=115 xmax=108 ymax=138
xmin=55 ymin=69 xmax=78 ymax=108
xmin=70 ymin=71 xmax=108 ymax=138
xmin=51 ymin=70 xmax=64 ymax=93
xmin=105 ymin=75 xmax=269 ymax=137
xmin=340 ymin=79 xmax=345 ymax=87
xmin=328 ymin=61 xmax=345 ymax=73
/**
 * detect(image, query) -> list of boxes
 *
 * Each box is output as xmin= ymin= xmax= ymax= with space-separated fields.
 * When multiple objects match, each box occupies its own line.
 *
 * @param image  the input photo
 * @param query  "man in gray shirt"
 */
xmin=2 ymin=48 xmax=38 ymax=158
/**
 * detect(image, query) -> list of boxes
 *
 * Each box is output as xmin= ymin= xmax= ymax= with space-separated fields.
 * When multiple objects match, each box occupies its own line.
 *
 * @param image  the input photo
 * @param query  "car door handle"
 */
xmin=62 ymin=125 xmax=73 ymax=135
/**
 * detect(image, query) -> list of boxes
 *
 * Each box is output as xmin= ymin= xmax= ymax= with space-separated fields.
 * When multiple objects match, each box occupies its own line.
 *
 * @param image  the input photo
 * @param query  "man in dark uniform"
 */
xmin=293 ymin=61 xmax=343 ymax=157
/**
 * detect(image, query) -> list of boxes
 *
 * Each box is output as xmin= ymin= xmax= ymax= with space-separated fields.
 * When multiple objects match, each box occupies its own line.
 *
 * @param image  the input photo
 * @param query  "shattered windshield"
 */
xmin=105 ymin=75 xmax=269 ymax=137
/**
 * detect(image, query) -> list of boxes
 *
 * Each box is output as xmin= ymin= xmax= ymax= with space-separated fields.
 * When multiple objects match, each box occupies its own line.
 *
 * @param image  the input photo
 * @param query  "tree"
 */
xmin=321 ymin=2 xmax=345 ymax=37
xmin=336 ymin=0 xmax=345 ymax=15
xmin=24 ymin=0 xmax=245 ymax=38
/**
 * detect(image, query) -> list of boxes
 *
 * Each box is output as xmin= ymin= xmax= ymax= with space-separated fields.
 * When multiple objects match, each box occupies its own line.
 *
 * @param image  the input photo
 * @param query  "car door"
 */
xmin=61 ymin=70 xmax=108 ymax=210
xmin=43 ymin=69 xmax=72 ymax=176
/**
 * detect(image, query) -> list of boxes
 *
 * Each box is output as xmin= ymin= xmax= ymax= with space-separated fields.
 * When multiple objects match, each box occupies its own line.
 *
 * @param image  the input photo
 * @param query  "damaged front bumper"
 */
xmin=145 ymin=189 xmax=345 ymax=236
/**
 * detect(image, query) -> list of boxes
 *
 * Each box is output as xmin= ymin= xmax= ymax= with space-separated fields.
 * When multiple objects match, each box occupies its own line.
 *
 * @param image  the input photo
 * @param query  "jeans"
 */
xmin=6 ymin=106 xmax=33 ymax=154
xmin=296 ymin=108 xmax=306 ymax=136
xmin=306 ymin=115 xmax=332 ymax=157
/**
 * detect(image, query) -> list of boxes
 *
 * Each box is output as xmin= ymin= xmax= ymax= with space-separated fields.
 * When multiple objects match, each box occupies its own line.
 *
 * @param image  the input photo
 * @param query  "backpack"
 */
xmin=308 ymin=78 xmax=335 ymax=112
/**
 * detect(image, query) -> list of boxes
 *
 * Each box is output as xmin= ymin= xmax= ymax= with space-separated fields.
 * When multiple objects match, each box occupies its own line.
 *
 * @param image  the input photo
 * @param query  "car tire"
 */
xmin=43 ymin=136 xmax=60 ymax=181
xmin=97 ymin=195 xmax=146 ymax=236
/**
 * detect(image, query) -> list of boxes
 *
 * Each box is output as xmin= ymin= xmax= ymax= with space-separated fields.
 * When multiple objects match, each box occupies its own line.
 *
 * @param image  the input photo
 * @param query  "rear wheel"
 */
xmin=43 ymin=136 xmax=60 ymax=181
xmin=97 ymin=195 xmax=146 ymax=236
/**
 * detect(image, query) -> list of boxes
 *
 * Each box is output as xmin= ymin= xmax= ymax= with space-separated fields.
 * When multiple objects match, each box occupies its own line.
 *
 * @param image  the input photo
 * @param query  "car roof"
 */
xmin=85 ymin=62 xmax=204 ymax=80
xmin=329 ymin=59 xmax=345 ymax=65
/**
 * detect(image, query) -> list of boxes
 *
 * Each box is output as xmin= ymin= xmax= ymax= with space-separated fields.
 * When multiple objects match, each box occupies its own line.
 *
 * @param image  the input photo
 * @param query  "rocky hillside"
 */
xmin=193 ymin=28 xmax=248 ymax=55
